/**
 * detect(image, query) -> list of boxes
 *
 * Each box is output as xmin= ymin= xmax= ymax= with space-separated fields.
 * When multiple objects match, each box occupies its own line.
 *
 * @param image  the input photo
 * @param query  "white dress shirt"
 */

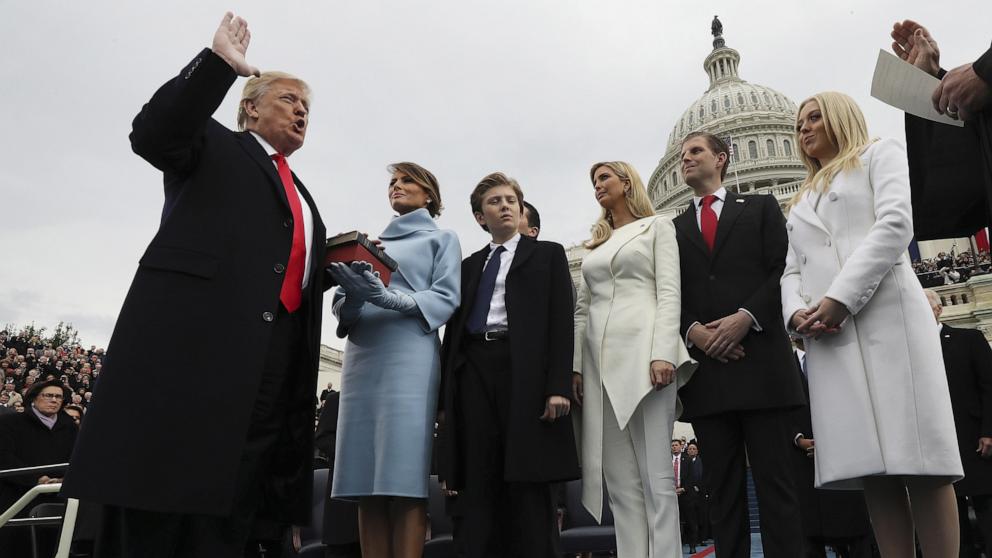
xmin=481 ymin=233 xmax=521 ymax=331
xmin=250 ymin=132 xmax=314 ymax=288
xmin=685 ymin=185 xmax=761 ymax=347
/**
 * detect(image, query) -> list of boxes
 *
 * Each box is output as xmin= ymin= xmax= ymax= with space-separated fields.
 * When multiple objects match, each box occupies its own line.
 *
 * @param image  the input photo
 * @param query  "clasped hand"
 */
xmin=328 ymin=261 xmax=380 ymax=303
xmin=688 ymin=311 xmax=750 ymax=363
xmin=792 ymin=297 xmax=848 ymax=339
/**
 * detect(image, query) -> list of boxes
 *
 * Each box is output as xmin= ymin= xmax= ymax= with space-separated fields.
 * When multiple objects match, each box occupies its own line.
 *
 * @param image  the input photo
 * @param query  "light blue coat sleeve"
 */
xmin=409 ymin=230 xmax=462 ymax=333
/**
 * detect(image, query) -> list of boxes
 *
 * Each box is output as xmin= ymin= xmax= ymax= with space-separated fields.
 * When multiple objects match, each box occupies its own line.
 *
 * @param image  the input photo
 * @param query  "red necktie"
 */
xmin=272 ymin=154 xmax=306 ymax=313
xmin=700 ymin=195 xmax=718 ymax=251
xmin=674 ymin=457 xmax=681 ymax=488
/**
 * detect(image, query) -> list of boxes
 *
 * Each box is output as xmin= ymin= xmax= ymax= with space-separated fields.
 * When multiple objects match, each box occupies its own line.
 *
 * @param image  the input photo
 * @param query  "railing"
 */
xmin=0 ymin=463 xmax=78 ymax=558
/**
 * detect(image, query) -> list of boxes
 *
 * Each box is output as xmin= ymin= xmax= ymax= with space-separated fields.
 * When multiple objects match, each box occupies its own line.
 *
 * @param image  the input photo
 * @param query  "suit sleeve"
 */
xmin=781 ymin=236 xmax=806 ymax=334
xmin=408 ymin=230 xmax=462 ymax=333
xmin=974 ymin=43 xmax=992 ymax=85
xmin=968 ymin=329 xmax=992 ymax=437
xmin=546 ymin=243 xmax=575 ymax=398
xmin=651 ymin=219 xmax=692 ymax=371
xmin=825 ymin=139 xmax=914 ymax=315
xmin=129 ymin=48 xmax=238 ymax=176
xmin=572 ymin=267 xmax=590 ymax=374
xmin=739 ymin=195 xmax=789 ymax=328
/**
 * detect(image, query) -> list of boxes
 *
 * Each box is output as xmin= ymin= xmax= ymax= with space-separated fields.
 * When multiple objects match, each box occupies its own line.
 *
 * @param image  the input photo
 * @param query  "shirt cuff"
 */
xmin=739 ymin=308 xmax=762 ymax=332
xmin=685 ymin=321 xmax=702 ymax=348
xmin=793 ymin=433 xmax=805 ymax=448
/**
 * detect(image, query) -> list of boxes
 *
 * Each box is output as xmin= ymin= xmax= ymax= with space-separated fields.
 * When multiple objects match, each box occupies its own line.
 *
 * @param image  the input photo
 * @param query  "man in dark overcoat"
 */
xmin=438 ymin=173 xmax=580 ymax=557
xmin=889 ymin=21 xmax=992 ymax=239
xmin=925 ymin=290 xmax=992 ymax=557
xmin=0 ymin=380 xmax=78 ymax=557
xmin=61 ymin=13 xmax=329 ymax=558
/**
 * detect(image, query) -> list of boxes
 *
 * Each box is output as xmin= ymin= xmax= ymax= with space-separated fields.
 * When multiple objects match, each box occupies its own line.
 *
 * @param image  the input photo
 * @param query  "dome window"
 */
xmin=732 ymin=143 xmax=740 ymax=163
xmin=737 ymin=93 xmax=744 ymax=105
xmin=723 ymin=96 xmax=731 ymax=109
xmin=766 ymin=139 xmax=776 ymax=156
xmin=748 ymin=140 xmax=758 ymax=159
xmin=763 ymin=92 xmax=770 ymax=104
xmin=750 ymin=92 xmax=758 ymax=104
xmin=783 ymin=139 xmax=793 ymax=157
xmin=672 ymin=171 xmax=678 ymax=186
xmin=711 ymin=100 xmax=718 ymax=113
xmin=699 ymin=106 xmax=705 ymax=119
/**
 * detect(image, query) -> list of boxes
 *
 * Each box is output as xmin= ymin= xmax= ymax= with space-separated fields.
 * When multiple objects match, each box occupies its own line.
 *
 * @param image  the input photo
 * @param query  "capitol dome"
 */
xmin=648 ymin=18 xmax=807 ymax=215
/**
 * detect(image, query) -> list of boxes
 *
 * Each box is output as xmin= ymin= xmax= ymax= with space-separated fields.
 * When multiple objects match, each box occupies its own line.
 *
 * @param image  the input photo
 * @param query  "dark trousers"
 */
xmin=453 ymin=338 xmax=558 ymax=558
xmin=94 ymin=306 xmax=302 ymax=558
xmin=680 ymin=492 xmax=704 ymax=546
xmin=692 ymin=408 xmax=803 ymax=558
xmin=958 ymin=493 xmax=992 ymax=558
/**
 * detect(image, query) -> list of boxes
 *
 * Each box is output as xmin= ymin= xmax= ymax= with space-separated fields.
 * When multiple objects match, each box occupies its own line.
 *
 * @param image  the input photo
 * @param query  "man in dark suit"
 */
xmin=889 ymin=21 xmax=992 ymax=239
xmin=438 ymin=172 xmax=580 ymax=558
xmin=788 ymin=345 xmax=872 ymax=558
xmin=673 ymin=131 xmax=805 ymax=557
xmin=925 ymin=290 xmax=992 ymax=558
xmin=61 ymin=13 xmax=329 ymax=558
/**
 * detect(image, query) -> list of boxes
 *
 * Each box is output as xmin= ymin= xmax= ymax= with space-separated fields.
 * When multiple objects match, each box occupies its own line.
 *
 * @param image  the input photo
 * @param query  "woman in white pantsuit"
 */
xmin=573 ymin=161 xmax=696 ymax=558
xmin=782 ymin=92 xmax=963 ymax=558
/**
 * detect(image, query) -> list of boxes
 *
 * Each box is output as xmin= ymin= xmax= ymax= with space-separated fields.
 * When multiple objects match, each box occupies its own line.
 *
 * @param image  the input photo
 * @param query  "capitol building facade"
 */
xmin=647 ymin=20 xmax=805 ymax=217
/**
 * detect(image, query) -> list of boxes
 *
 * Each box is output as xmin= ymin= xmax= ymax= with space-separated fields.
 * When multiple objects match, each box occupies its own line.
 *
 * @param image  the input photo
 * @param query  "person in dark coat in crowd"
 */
xmin=0 ymin=379 xmax=78 ymax=557
xmin=61 ymin=13 xmax=329 ymax=558
xmin=890 ymin=20 xmax=992 ymax=240
xmin=681 ymin=441 xmax=707 ymax=553
xmin=788 ymin=344 xmax=872 ymax=558
xmin=925 ymin=290 xmax=992 ymax=558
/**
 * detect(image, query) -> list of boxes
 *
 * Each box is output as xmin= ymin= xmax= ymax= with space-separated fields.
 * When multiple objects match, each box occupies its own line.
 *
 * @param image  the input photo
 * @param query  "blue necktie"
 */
xmin=466 ymin=246 xmax=506 ymax=334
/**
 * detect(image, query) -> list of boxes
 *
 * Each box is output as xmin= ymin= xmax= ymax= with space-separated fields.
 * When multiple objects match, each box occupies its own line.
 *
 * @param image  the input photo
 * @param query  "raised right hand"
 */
xmin=891 ymin=20 xmax=940 ymax=77
xmin=211 ymin=12 xmax=260 ymax=77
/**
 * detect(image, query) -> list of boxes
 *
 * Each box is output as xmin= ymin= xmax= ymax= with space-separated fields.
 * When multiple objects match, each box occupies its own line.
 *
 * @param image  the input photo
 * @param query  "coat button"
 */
xmin=262 ymin=312 xmax=275 ymax=322
xmin=283 ymin=218 xmax=293 ymax=228
xmin=786 ymin=223 xmax=793 ymax=231
xmin=828 ymin=192 xmax=838 ymax=201
xmin=274 ymin=263 xmax=286 ymax=274
xmin=709 ymin=274 xmax=716 ymax=280
xmin=801 ymin=254 xmax=807 ymax=264
xmin=802 ymin=294 xmax=811 ymax=303
xmin=825 ymin=239 xmax=832 ymax=247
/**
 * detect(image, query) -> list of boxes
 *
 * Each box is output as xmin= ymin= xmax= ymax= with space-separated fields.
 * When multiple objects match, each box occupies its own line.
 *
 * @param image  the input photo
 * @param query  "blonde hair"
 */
xmin=237 ymin=72 xmax=311 ymax=130
xmin=585 ymin=162 xmax=655 ymax=249
xmin=790 ymin=92 xmax=872 ymax=206
xmin=388 ymin=162 xmax=443 ymax=217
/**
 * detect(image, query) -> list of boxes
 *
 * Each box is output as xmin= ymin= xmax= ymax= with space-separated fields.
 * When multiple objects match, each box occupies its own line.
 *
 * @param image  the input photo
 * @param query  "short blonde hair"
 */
xmin=237 ymin=72 xmax=311 ymax=131
xmin=388 ymin=162 xmax=443 ymax=217
xmin=585 ymin=161 xmax=655 ymax=249
xmin=791 ymin=91 xmax=872 ymax=206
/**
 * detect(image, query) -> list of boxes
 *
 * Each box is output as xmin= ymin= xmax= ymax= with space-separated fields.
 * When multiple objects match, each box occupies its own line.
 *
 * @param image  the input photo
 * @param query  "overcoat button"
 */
xmin=828 ymin=192 xmax=838 ymax=201
xmin=825 ymin=239 xmax=832 ymax=247
xmin=274 ymin=263 xmax=286 ymax=273
xmin=786 ymin=223 xmax=793 ymax=231
xmin=709 ymin=274 xmax=716 ymax=280
xmin=262 ymin=312 xmax=275 ymax=322
xmin=802 ymin=295 xmax=811 ymax=303
xmin=801 ymin=254 xmax=807 ymax=264
xmin=283 ymin=218 xmax=293 ymax=228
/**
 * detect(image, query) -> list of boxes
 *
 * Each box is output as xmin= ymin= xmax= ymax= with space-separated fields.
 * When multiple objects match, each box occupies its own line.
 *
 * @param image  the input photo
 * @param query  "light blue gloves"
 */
xmin=328 ymin=261 xmax=418 ymax=315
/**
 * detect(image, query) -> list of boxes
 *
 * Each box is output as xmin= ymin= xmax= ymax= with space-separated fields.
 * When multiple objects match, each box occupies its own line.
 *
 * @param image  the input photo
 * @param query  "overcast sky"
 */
xmin=1 ymin=0 xmax=987 ymax=350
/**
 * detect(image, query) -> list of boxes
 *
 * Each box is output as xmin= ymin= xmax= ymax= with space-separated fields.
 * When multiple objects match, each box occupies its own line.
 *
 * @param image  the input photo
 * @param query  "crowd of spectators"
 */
xmin=913 ymin=249 xmax=992 ymax=288
xmin=0 ymin=326 xmax=103 ymax=419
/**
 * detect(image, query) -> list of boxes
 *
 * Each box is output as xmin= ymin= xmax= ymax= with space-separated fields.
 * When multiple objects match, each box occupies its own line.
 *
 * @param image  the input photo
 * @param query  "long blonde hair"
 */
xmin=585 ymin=161 xmax=655 ymax=249
xmin=790 ymin=92 xmax=872 ymax=206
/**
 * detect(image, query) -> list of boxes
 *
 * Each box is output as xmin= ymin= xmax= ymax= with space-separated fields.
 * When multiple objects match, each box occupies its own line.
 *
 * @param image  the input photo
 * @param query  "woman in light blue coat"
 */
xmin=328 ymin=162 xmax=461 ymax=558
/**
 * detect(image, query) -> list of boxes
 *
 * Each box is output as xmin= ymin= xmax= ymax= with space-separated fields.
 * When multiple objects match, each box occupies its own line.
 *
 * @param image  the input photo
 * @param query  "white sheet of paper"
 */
xmin=870 ymin=49 xmax=964 ymax=127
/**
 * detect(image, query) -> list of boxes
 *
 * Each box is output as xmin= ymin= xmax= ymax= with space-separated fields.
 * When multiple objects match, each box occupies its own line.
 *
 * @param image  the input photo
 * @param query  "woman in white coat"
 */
xmin=573 ymin=161 xmax=696 ymax=558
xmin=781 ymin=91 xmax=962 ymax=558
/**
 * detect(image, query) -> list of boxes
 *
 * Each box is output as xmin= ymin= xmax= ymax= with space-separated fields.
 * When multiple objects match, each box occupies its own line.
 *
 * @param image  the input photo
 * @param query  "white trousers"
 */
xmin=602 ymin=386 xmax=682 ymax=558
